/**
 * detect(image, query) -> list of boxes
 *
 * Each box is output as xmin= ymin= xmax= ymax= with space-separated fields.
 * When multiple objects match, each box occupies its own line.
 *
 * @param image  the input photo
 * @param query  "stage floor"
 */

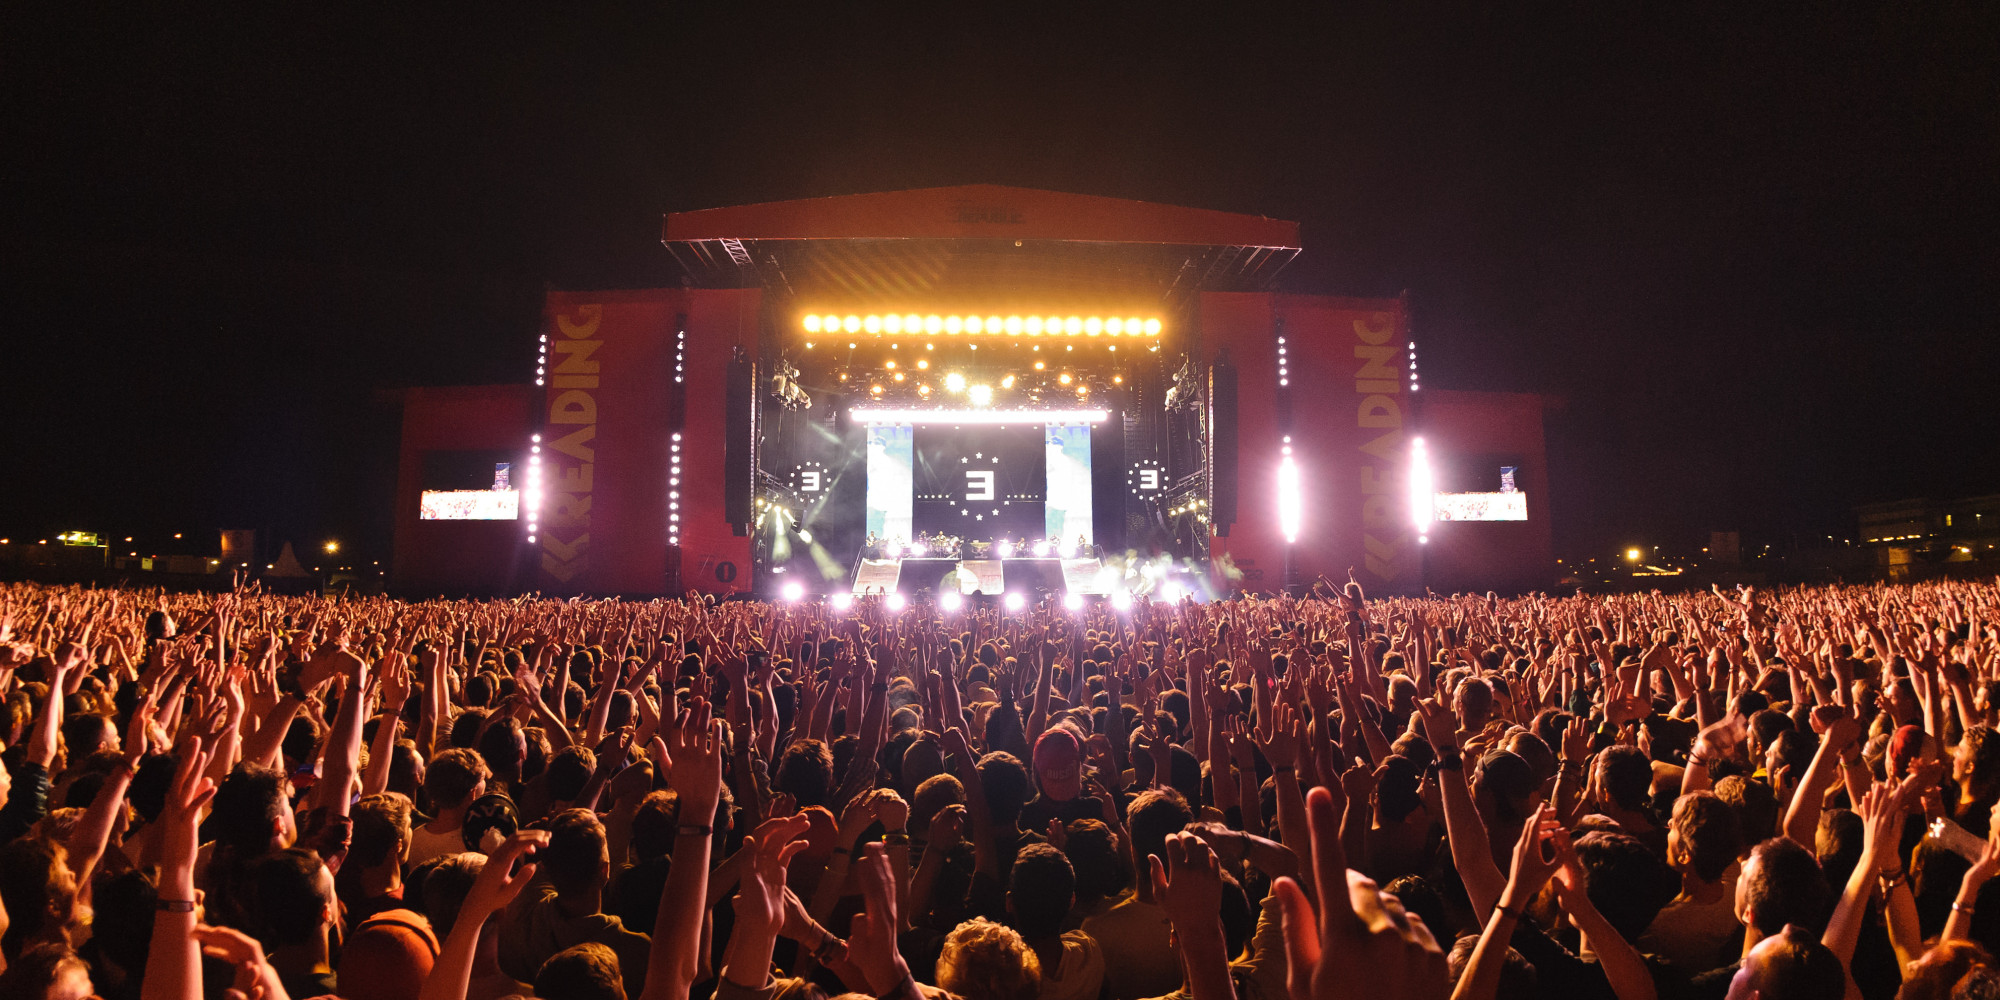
xmin=851 ymin=557 xmax=1113 ymax=596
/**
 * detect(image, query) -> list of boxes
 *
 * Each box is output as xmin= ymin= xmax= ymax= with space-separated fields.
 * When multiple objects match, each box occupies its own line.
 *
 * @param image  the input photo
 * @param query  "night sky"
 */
xmin=5 ymin=5 xmax=1996 ymax=567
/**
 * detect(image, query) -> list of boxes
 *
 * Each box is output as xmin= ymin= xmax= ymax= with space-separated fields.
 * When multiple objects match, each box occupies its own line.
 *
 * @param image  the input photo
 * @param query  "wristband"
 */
xmin=157 ymin=899 xmax=197 ymax=913
xmin=831 ymin=846 xmax=851 ymax=856
xmin=1493 ymin=902 xmax=1524 ymax=921
xmin=882 ymin=831 xmax=911 ymax=846
xmin=676 ymin=824 xmax=712 ymax=838
xmin=1437 ymin=748 xmax=1464 ymax=771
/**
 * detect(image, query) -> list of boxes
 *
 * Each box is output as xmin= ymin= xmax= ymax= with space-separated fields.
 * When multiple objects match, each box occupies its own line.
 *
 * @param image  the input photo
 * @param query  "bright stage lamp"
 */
xmin=864 ymin=315 xmax=882 ymax=333
xmin=803 ymin=314 xmax=821 ymax=332
xmin=886 ymin=593 xmax=907 ymax=611
xmin=1160 ymin=583 xmax=1183 ymax=604
xmin=969 ymin=384 xmax=993 ymax=406
xmin=844 ymin=315 xmax=861 ymax=332
xmin=1085 ymin=317 xmax=1102 ymax=335
xmin=884 ymin=314 xmax=903 ymax=333
xmin=1005 ymin=316 xmax=1023 ymax=334
xmin=1001 ymin=374 xmax=1015 ymax=388
xmin=1144 ymin=318 xmax=1162 ymax=335
xmin=1278 ymin=453 xmax=1303 ymax=544
xmin=1626 ymin=548 xmax=1642 ymax=562
xmin=946 ymin=316 xmax=964 ymax=334
xmin=830 ymin=592 xmax=854 ymax=611
xmin=966 ymin=316 xmax=984 ymax=334
xmin=1409 ymin=437 xmax=1435 ymax=531
xmin=1058 ymin=539 xmax=1076 ymax=558
xmin=1110 ymin=591 xmax=1133 ymax=611
xmin=911 ymin=543 xmax=928 ymax=556
xmin=1064 ymin=316 xmax=1083 ymax=335
xmin=1004 ymin=592 xmax=1026 ymax=611
xmin=780 ymin=581 xmax=806 ymax=602
xmin=945 ymin=372 xmax=967 ymax=392
xmin=1026 ymin=316 xmax=1044 ymax=335
xmin=1106 ymin=318 xmax=1123 ymax=335
xmin=998 ymin=540 xmax=1014 ymax=557
xmin=888 ymin=543 xmax=903 ymax=558
xmin=1032 ymin=541 xmax=1051 ymax=557
xmin=940 ymin=592 xmax=964 ymax=612
xmin=1063 ymin=593 xmax=1084 ymax=611
xmin=1058 ymin=372 xmax=1072 ymax=385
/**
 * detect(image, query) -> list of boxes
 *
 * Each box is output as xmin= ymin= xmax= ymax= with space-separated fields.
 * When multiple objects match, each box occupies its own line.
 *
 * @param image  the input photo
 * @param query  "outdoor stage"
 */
xmin=390 ymin=185 xmax=1555 ymax=598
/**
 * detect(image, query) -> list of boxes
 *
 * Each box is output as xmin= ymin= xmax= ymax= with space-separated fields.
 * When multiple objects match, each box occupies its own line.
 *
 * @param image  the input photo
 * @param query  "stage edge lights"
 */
xmin=1004 ymin=592 xmax=1026 ymax=611
xmin=829 ymin=592 xmax=854 ymax=611
xmin=780 ymin=581 xmax=805 ymax=602
xmin=849 ymin=408 xmax=1108 ymax=425
xmin=1063 ymin=593 xmax=1084 ymax=610
xmin=1410 ymin=437 xmax=1433 ymax=544
xmin=1277 ymin=452 xmax=1303 ymax=544
xmin=940 ymin=592 xmax=964 ymax=612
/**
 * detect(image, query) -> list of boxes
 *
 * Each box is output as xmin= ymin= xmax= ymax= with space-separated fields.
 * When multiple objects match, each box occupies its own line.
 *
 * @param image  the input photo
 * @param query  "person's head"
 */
xmin=0 ymin=943 xmax=93 ymax=1000
xmin=337 ymin=909 xmax=440 ymax=1000
xmin=1376 ymin=754 xmax=1427 ymax=823
xmin=910 ymin=773 xmax=964 ymax=836
xmin=1472 ymin=749 xmax=1537 ymax=829
xmin=1007 ymin=844 xmax=1076 ymax=940
xmin=209 ymin=764 xmax=296 ymax=855
xmin=87 ymin=869 xmax=157 ymax=983
xmin=477 ymin=716 xmax=527 ymax=783
xmin=1447 ymin=933 xmax=1537 ymax=1000
xmin=535 ymin=942 xmax=627 ymax=1000
xmin=1127 ymin=787 xmax=1194 ymax=871
xmin=1897 ymin=938 xmax=1993 ymax=1000
xmin=1592 ymin=744 xmax=1653 ymax=813
xmin=60 ymin=714 xmax=114 ymax=762
xmin=543 ymin=808 xmax=612 ymax=898
xmin=1062 ymin=818 xmax=1128 ymax=904
xmin=1764 ymin=730 xmax=1814 ymax=793
xmin=1454 ymin=676 xmax=1493 ymax=727
xmin=777 ymin=739 xmax=834 ymax=808
xmin=350 ymin=792 xmax=416 ymax=875
xmin=1032 ymin=728 xmax=1083 ymax=803
xmin=544 ymin=746 xmax=597 ymax=805
xmin=424 ymin=748 xmax=490 ymax=815
xmin=1715 ymin=775 xmax=1780 ymax=847
xmin=900 ymin=737 xmax=944 ymax=793
xmin=1725 ymin=924 xmax=1845 ymax=1000
xmin=421 ymin=854 xmax=484 ymax=939
xmin=629 ymin=790 xmax=680 ymax=862
xmin=976 ymin=752 xmax=1034 ymax=828
xmin=0 ymin=840 xmax=79 ymax=958
xmin=1957 ymin=726 xmax=2000 ymax=806
xmin=1571 ymin=831 xmax=1678 ymax=942
xmin=936 ymin=917 xmax=1041 ymax=1000
xmin=1737 ymin=837 xmax=1831 ymax=938
xmin=1670 ymin=791 xmax=1743 ymax=884
xmin=242 ymin=849 xmax=336 ymax=949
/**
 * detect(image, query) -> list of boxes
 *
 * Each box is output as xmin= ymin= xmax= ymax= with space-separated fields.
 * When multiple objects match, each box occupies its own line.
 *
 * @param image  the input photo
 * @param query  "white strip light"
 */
xmin=1278 ymin=449 xmax=1303 ymax=544
xmin=1410 ymin=436 xmax=1434 ymax=542
xmin=536 ymin=333 xmax=548 ymax=387
xmin=669 ymin=432 xmax=682 ymax=547
xmin=848 ymin=408 xmax=1108 ymax=425
xmin=526 ymin=433 xmax=543 ymax=543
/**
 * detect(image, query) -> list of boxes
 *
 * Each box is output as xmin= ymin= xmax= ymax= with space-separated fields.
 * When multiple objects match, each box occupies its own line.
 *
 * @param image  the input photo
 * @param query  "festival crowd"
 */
xmin=3 ymin=576 xmax=2000 ymax=1000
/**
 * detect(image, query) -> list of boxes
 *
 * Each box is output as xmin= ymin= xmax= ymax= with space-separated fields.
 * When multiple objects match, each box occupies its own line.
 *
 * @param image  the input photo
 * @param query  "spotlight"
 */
xmin=997 ymin=540 xmax=1014 ymax=558
xmin=1058 ymin=372 xmax=1073 ymax=385
xmin=1004 ymin=592 xmax=1026 ymax=611
xmin=1063 ymin=593 xmax=1084 ymax=611
xmin=888 ymin=543 xmax=904 ymax=558
xmin=1278 ymin=454 xmax=1303 ymax=544
xmin=969 ymin=384 xmax=993 ymax=406
xmin=886 ymin=593 xmax=908 ymax=611
xmin=1001 ymin=374 xmax=1015 ymax=388
xmin=1160 ymin=583 xmax=1184 ymax=603
xmin=780 ymin=581 xmax=806 ymax=602
xmin=803 ymin=315 xmax=822 ymax=332
xmin=1032 ymin=541 xmax=1051 ymax=557
xmin=1111 ymin=591 xmax=1133 ymax=611
xmin=830 ymin=592 xmax=855 ymax=611
xmin=1410 ymin=437 xmax=1435 ymax=531
xmin=911 ymin=543 xmax=928 ymax=556
xmin=1626 ymin=548 xmax=1642 ymax=562
xmin=945 ymin=372 xmax=967 ymax=393
xmin=940 ymin=592 xmax=964 ymax=612
xmin=1058 ymin=539 xmax=1077 ymax=558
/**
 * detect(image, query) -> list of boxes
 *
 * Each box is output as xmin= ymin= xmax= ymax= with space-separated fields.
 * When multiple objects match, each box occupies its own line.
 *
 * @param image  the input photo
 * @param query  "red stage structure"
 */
xmin=393 ymin=186 xmax=1553 ymax=597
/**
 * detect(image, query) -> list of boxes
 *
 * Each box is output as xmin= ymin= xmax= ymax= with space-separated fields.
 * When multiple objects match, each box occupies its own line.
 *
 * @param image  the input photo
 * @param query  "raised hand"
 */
xmin=1272 ymin=787 xmax=1447 ymax=1000
xmin=844 ymin=844 xmax=913 ymax=995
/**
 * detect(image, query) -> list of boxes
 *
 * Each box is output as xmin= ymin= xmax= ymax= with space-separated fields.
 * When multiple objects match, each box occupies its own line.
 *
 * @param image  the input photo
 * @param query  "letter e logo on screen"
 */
xmin=800 ymin=470 xmax=821 ymax=493
xmin=1138 ymin=468 xmax=1160 ymax=491
xmin=966 ymin=470 xmax=995 ymax=502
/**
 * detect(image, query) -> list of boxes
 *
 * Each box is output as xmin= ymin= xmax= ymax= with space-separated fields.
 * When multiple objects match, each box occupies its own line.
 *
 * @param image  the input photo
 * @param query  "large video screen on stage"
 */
xmin=860 ymin=419 xmax=1093 ymax=545
xmin=419 ymin=450 xmax=519 ymax=521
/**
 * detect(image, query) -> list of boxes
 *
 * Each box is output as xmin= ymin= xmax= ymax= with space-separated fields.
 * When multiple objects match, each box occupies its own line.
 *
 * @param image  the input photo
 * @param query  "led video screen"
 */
xmin=859 ymin=419 xmax=1093 ymax=545
xmin=420 ymin=450 xmax=519 ymax=521
xmin=1433 ymin=492 xmax=1528 ymax=521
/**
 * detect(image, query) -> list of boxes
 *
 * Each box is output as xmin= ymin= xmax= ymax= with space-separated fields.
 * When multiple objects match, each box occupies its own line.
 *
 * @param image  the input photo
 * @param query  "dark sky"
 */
xmin=5 ymin=4 xmax=1996 ymax=564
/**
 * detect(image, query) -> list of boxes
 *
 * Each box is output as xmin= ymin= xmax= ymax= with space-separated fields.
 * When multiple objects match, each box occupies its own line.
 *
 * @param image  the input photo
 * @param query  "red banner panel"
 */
xmin=534 ymin=288 xmax=755 ymax=597
xmin=392 ymin=385 xmax=541 ymax=595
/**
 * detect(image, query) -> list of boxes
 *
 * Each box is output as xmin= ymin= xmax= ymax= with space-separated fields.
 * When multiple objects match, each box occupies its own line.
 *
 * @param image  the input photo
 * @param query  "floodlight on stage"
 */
xmin=1004 ymin=593 xmax=1026 ymax=611
xmin=969 ymin=384 xmax=993 ymax=406
xmin=1278 ymin=453 xmax=1303 ymax=544
xmin=887 ymin=593 xmax=907 ymax=611
xmin=830 ymin=592 xmax=854 ymax=611
xmin=911 ymin=543 xmax=928 ymax=556
xmin=940 ymin=592 xmax=964 ymax=612
xmin=888 ymin=543 xmax=903 ymax=558
xmin=1058 ymin=540 xmax=1076 ymax=558
xmin=1110 ymin=591 xmax=1133 ymax=611
xmin=1410 ymin=437 xmax=1435 ymax=531
xmin=1032 ymin=541 xmax=1052 ymax=557
xmin=997 ymin=540 xmax=1014 ymax=558
xmin=945 ymin=372 xmax=967 ymax=393
xmin=1064 ymin=593 xmax=1084 ymax=611
xmin=780 ymin=581 xmax=805 ymax=602
xmin=849 ymin=408 xmax=1109 ymax=425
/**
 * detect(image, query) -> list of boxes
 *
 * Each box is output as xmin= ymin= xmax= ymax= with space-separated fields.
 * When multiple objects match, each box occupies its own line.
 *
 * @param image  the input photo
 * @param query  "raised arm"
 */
xmin=641 ymin=700 xmax=725 ymax=1000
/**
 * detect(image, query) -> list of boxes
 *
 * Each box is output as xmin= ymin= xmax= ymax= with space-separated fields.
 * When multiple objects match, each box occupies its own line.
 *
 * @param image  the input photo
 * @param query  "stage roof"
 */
xmin=662 ymin=185 xmax=1301 ymax=308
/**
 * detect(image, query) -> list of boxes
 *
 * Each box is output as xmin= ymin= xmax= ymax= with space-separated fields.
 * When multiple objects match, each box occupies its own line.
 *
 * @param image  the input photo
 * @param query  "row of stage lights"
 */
xmin=803 ymin=313 xmax=1163 ymax=337
xmin=526 ymin=435 xmax=543 ymax=543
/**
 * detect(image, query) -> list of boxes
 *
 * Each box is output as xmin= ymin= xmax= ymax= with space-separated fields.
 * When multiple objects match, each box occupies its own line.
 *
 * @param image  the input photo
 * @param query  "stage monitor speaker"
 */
xmin=724 ymin=350 xmax=757 ymax=531
xmin=1208 ymin=359 xmax=1238 ymax=534
xmin=1001 ymin=559 xmax=1068 ymax=596
xmin=894 ymin=558 xmax=961 ymax=595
